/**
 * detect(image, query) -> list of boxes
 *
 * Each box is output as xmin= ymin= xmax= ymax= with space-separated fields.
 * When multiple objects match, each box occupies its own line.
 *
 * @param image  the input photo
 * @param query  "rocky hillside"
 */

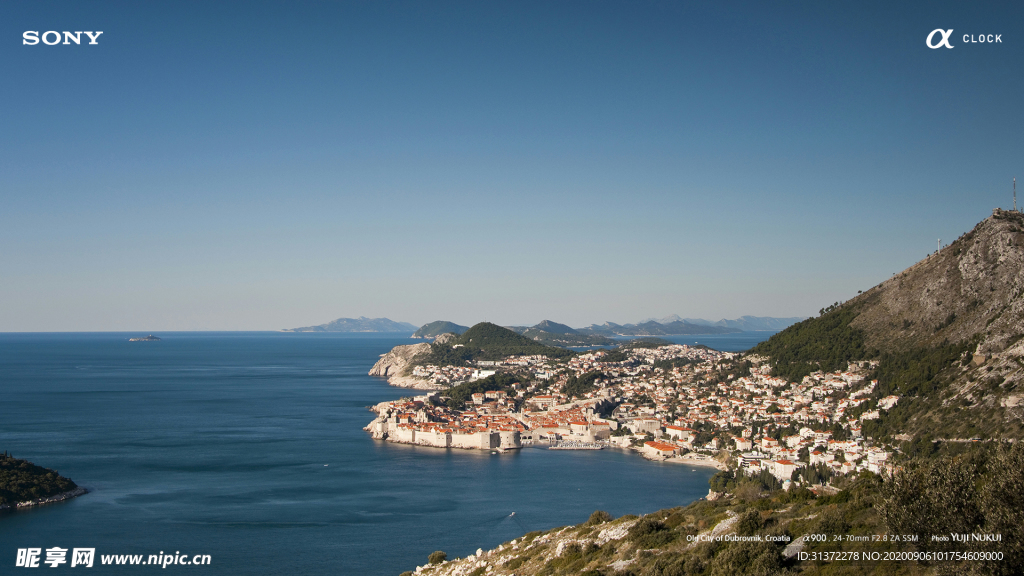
xmin=401 ymin=441 xmax=1024 ymax=576
xmin=754 ymin=209 xmax=1024 ymax=440
xmin=849 ymin=209 xmax=1024 ymax=355
xmin=397 ymin=472 xmax=913 ymax=576
xmin=369 ymin=341 xmax=433 ymax=388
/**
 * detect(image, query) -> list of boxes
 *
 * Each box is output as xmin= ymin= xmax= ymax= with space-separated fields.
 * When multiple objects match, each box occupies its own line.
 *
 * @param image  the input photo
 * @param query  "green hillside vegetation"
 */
xmin=519 ymin=328 xmax=616 ymax=347
xmin=531 ymin=320 xmax=577 ymax=335
xmin=414 ymin=323 xmax=574 ymax=368
xmin=748 ymin=298 xmax=1023 ymax=441
xmin=413 ymin=321 xmax=469 ymax=339
xmin=505 ymin=320 xmax=617 ymax=347
xmin=877 ymin=441 xmax=1024 ymax=575
xmin=589 ymin=339 xmax=680 ymax=364
xmin=417 ymin=342 xmax=475 ymax=368
xmin=0 ymin=453 xmax=78 ymax=506
xmin=651 ymin=356 xmax=702 ymax=371
xmin=562 ymin=371 xmax=605 ymax=398
xmin=746 ymin=299 xmax=1018 ymax=440
xmin=597 ymin=349 xmax=630 ymax=363
xmin=405 ymin=442 xmax=1023 ymax=576
xmin=750 ymin=302 xmax=869 ymax=382
xmin=621 ymin=338 xmax=674 ymax=349
xmin=455 ymin=323 xmax=574 ymax=360
xmin=443 ymin=373 xmax=519 ymax=410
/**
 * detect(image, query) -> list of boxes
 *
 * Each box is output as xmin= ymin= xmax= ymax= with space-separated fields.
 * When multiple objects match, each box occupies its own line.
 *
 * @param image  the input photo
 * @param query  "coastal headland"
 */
xmin=0 ymin=487 xmax=88 ymax=511
xmin=0 ymin=453 xmax=85 ymax=513
xmin=364 ymin=322 xmax=749 ymax=463
xmin=391 ymin=211 xmax=1024 ymax=576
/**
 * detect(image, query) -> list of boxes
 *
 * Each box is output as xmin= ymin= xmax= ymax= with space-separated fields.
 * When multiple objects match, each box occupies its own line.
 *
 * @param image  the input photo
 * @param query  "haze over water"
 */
xmin=0 ymin=332 xmax=770 ymax=574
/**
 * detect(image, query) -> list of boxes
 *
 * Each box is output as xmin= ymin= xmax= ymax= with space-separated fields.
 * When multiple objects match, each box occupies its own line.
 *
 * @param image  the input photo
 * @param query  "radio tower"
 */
xmin=1015 ymin=177 xmax=1017 ymax=212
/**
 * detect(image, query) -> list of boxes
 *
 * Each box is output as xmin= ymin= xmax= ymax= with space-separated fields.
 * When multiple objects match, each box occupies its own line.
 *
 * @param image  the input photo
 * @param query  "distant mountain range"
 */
xmin=283 ymin=317 xmax=418 ymax=333
xmin=416 ymin=319 xmax=612 ymax=346
xmin=511 ymin=320 xmax=615 ymax=347
xmin=287 ymin=315 xmax=804 ymax=336
xmin=577 ymin=320 xmax=740 ymax=337
xmin=413 ymin=316 xmax=796 ymax=346
xmin=640 ymin=315 xmax=807 ymax=332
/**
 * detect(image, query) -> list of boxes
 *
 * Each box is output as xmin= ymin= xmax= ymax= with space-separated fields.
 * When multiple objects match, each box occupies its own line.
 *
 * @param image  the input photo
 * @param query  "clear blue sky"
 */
xmin=2 ymin=1 xmax=1021 ymax=331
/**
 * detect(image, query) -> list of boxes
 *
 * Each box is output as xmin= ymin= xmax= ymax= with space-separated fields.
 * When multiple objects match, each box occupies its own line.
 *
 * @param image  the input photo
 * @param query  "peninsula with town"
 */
xmin=366 ymin=321 xmax=890 ymax=476
xmin=382 ymin=210 xmax=1024 ymax=576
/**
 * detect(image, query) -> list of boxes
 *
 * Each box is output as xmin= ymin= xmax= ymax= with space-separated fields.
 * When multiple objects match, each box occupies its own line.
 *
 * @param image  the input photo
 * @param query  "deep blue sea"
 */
xmin=0 ymin=332 xmax=771 ymax=574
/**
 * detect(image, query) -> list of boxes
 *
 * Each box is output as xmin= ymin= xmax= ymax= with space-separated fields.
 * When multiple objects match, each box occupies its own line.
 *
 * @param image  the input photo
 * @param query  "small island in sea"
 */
xmin=0 ymin=452 xmax=86 ymax=512
xmin=128 ymin=334 xmax=161 ymax=342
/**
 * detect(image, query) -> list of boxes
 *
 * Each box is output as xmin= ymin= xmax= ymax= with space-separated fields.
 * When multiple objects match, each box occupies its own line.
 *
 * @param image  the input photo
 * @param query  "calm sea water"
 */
xmin=0 ymin=332 xmax=769 ymax=574
xmin=650 ymin=331 xmax=780 ymax=351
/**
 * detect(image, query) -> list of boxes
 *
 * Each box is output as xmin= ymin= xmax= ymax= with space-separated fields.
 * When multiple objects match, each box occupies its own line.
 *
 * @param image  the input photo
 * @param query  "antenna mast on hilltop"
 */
xmin=1015 ymin=177 xmax=1017 ymax=212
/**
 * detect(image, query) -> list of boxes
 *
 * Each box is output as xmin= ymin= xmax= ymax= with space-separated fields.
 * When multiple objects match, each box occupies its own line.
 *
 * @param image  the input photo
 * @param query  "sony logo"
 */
xmin=23 ymin=31 xmax=103 ymax=45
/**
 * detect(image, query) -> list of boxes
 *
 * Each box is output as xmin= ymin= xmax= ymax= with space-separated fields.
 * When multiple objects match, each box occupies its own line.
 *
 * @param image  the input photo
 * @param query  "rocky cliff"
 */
xmin=753 ymin=209 xmax=1024 ymax=439
xmin=369 ymin=334 xmax=457 ymax=389
xmin=849 ymin=209 xmax=1024 ymax=356
xmin=368 ymin=342 xmax=431 ymax=388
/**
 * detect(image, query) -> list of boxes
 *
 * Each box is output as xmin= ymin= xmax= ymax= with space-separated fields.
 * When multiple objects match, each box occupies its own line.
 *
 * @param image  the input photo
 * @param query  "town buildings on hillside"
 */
xmin=366 ymin=344 xmax=894 ymax=487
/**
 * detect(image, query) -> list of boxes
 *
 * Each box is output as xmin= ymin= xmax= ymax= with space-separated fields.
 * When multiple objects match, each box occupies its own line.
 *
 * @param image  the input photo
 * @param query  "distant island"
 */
xmin=286 ymin=316 xmax=804 ymax=337
xmin=508 ymin=320 xmax=617 ymax=346
xmin=412 ymin=321 xmax=470 ymax=339
xmin=414 ymin=320 xmax=612 ymax=346
xmin=577 ymin=320 xmax=740 ymax=337
xmin=647 ymin=314 xmax=807 ymax=332
xmin=282 ymin=316 xmax=418 ymax=333
xmin=128 ymin=335 xmax=161 ymax=341
xmin=410 ymin=316 xmax=806 ymax=346
xmin=0 ymin=452 xmax=86 ymax=512
xmin=574 ymin=315 xmax=803 ymax=336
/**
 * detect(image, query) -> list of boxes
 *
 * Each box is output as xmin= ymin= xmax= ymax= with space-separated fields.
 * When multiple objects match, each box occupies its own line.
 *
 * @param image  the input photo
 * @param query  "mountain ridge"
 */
xmin=283 ymin=316 xmax=417 ymax=333
xmin=752 ymin=209 xmax=1024 ymax=440
xmin=577 ymin=320 xmax=741 ymax=337
xmin=640 ymin=314 xmax=806 ymax=331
